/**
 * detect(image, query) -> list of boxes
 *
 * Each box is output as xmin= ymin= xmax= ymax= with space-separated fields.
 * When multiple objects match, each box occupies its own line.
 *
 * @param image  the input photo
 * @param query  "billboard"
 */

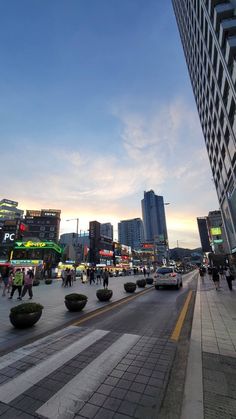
xmin=210 ymin=227 xmax=222 ymax=236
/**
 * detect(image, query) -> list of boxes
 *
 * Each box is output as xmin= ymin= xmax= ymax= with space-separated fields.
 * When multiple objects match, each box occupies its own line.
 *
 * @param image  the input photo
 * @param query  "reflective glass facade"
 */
xmin=173 ymin=0 xmax=236 ymax=251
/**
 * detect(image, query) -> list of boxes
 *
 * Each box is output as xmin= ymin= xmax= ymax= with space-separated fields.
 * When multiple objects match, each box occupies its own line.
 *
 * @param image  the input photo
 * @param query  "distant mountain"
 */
xmin=169 ymin=247 xmax=202 ymax=261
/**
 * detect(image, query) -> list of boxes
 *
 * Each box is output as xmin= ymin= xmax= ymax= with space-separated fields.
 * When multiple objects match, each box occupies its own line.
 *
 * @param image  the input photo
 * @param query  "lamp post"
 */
xmin=66 ymin=218 xmax=79 ymax=266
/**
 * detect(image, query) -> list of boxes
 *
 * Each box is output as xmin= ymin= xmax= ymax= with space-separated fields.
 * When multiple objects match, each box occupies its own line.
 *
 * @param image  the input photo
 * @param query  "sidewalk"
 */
xmin=182 ymin=274 xmax=236 ymax=419
xmin=0 ymin=274 xmax=151 ymax=354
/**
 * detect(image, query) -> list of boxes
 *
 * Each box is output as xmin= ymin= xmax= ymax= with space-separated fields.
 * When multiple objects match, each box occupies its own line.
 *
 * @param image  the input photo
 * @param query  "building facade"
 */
xmin=0 ymin=199 xmax=24 ymax=225
xmin=208 ymin=210 xmax=230 ymax=253
xmin=118 ymin=218 xmax=144 ymax=250
xmin=100 ymin=223 xmax=113 ymax=240
xmin=23 ymin=209 xmax=61 ymax=242
xmin=197 ymin=216 xmax=213 ymax=252
xmin=141 ymin=190 xmax=168 ymax=244
xmin=172 ymin=0 xmax=236 ymax=254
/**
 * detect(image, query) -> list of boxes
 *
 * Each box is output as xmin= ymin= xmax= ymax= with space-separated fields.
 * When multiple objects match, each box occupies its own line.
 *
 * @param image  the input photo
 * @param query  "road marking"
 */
xmin=171 ymin=290 xmax=193 ymax=341
xmin=73 ymin=286 xmax=154 ymax=327
xmin=36 ymin=333 xmax=140 ymax=419
xmin=0 ymin=326 xmax=80 ymax=371
xmin=0 ymin=329 xmax=109 ymax=403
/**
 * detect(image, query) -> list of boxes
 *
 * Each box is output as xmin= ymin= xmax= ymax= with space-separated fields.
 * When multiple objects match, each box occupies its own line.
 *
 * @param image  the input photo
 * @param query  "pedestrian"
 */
xmin=147 ymin=267 xmax=150 ymax=278
xmin=21 ymin=269 xmax=34 ymax=300
xmin=9 ymin=269 xmax=24 ymax=299
xmin=89 ymin=269 xmax=95 ymax=285
xmin=96 ymin=268 xmax=102 ymax=285
xmin=2 ymin=266 xmax=9 ymax=297
xmin=61 ymin=269 xmax=66 ymax=287
xmin=224 ymin=266 xmax=234 ymax=291
xmin=65 ymin=268 xmax=72 ymax=287
xmin=143 ymin=267 xmax=146 ymax=278
xmin=102 ymin=268 xmax=109 ymax=289
xmin=82 ymin=270 xmax=87 ymax=283
xmin=211 ymin=266 xmax=220 ymax=291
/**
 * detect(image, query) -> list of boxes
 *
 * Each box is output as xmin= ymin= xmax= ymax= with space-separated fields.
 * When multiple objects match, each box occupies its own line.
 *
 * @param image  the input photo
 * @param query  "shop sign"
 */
xmin=3 ymin=232 xmax=15 ymax=242
xmin=210 ymin=227 xmax=222 ymax=236
xmin=14 ymin=241 xmax=62 ymax=253
xmin=11 ymin=260 xmax=43 ymax=265
xmin=99 ymin=250 xmax=113 ymax=257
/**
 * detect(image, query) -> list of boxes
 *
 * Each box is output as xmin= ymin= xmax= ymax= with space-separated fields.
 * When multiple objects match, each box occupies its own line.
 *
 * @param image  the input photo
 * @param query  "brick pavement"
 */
xmin=182 ymin=273 xmax=236 ymax=419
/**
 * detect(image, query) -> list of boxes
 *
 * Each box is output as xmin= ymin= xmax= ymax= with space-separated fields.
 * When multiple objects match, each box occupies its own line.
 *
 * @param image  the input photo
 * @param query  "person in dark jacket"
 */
xmin=211 ymin=266 xmax=220 ymax=291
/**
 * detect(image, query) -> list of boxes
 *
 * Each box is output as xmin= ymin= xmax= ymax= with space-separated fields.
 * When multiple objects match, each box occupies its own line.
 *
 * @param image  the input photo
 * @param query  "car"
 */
xmin=154 ymin=266 xmax=183 ymax=290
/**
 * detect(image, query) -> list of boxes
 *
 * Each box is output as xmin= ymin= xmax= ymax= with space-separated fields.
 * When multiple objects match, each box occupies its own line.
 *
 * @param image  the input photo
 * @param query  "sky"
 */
xmin=0 ymin=0 xmax=219 ymax=249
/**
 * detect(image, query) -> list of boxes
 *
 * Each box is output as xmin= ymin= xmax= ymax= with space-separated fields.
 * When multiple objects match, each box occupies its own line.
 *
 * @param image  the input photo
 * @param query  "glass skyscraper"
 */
xmin=172 ymin=0 xmax=236 ymax=254
xmin=141 ymin=190 xmax=168 ymax=245
xmin=118 ymin=218 xmax=144 ymax=250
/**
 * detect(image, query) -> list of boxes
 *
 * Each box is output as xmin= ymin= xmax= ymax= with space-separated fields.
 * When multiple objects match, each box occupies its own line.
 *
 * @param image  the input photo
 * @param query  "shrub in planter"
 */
xmin=136 ymin=279 xmax=146 ymax=288
xmin=124 ymin=282 xmax=136 ymax=293
xmin=96 ymin=289 xmax=113 ymax=302
xmin=146 ymin=277 xmax=154 ymax=285
xmin=65 ymin=293 xmax=88 ymax=312
xmin=9 ymin=303 xmax=43 ymax=329
xmin=45 ymin=279 xmax=52 ymax=285
xmin=33 ymin=279 xmax=40 ymax=286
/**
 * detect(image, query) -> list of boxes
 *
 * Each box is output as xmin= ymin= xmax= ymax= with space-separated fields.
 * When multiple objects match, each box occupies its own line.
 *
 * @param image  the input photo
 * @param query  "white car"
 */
xmin=154 ymin=266 xmax=183 ymax=290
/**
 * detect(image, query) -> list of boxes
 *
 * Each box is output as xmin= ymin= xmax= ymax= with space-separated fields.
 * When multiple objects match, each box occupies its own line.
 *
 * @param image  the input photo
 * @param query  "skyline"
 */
xmin=0 ymin=1 xmax=219 ymax=248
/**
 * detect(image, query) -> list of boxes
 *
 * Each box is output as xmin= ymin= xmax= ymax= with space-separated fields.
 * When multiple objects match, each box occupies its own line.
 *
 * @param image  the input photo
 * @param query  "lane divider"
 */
xmin=171 ymin=290 xmax=193 ymax=341
xmin=73 ymin=286 xmax=154 ymax=327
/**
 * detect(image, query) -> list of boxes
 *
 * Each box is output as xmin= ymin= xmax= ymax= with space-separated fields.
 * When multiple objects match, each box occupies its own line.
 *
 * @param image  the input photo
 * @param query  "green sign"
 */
xmin=14 ymin=241 xmax=62 ymax=253
xmin=213 ymin=239 xmax=223 ymax=244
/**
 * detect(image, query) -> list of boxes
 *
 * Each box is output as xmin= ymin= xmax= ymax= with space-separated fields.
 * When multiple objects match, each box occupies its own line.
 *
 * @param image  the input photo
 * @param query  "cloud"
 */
xmin=0 ymin=96 xmax=218 ymax=248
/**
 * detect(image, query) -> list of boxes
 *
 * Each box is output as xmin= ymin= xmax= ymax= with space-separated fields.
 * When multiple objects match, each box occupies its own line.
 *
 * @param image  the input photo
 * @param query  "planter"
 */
xmin=64 ymin=293 xmax=88 ymax=312
xmin=136 ymin=279 xmax=146 ymax=288
xmin=96 ymin=289 xmax=113 ymax=302
xmin=124 ymin=282 xmax=136 ymax=293
xmin=33 ymin=280 xmax=40 ymax=286
xmin=45 ymin=279 xmax=52 ymax=285
xmin=9 ymin=303 xmax=43 ymax=329
xmin=146 ymin=277 xmax=153 ymax=285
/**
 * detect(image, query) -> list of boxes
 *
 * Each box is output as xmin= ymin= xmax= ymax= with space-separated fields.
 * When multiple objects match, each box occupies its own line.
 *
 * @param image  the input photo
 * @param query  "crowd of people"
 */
xmin=199 ymin=265 xmax=235 ymax=291
xmin=0 ymin=266 xmax=35 ymax=300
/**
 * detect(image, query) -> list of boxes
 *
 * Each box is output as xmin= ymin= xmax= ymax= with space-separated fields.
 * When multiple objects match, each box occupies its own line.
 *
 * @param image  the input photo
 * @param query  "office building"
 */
xmin=23 ymin=209 xmax=61 ymax=242
xmin=100 ymin=223 xmax=113 ymax=240
xmin=172 ymin=0 xmax=236 ymax=254
xmin=208 ymin=210 xmax=229 ymax=254
xmin=118 ymin=218 xmax=144 ymax=250
xmin=197 ymin=216 xmax=212 ymax=252
xmin=0 ymin=199 xmax=24 ymax=224
xmin=141 ymin=190 xmax=168 ymax=244
xmin=89 ymin=221 xmax=114 ymax=265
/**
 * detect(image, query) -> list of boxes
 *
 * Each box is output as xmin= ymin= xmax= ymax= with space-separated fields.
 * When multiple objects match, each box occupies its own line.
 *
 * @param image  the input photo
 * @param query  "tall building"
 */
xmin=172 ymin=0 xmax=236 ymax=255
xmin=118 ymin=218 xmax=144 ymax=250
xmin=0 ymin=199 xmax=24 ymax=224
xmin=141 ymin=190 xmax=168 ymax=244
xmin=100 ymin=223 xmax=113 ymax=240
xmin=23 ymin=209 xmax=61 ymax=242
xmin=208 ymin=210 xmax=229 ymax=254
xmin=197 ymin=216 xmax=212 ymax=252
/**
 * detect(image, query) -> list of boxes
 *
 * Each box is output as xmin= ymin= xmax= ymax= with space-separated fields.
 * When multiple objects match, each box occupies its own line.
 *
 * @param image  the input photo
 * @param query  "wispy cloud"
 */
xmin=0 ymin=97 xmax=218 ymax=247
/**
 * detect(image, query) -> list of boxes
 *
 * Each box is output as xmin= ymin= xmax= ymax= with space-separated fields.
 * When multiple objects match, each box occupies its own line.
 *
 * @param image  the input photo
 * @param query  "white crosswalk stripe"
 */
xmin=0 ymin=329 xmax=109 ymax=403
xmin=0 ymin=325 xmax=80 ymax=371
xmin=36 ymin=333 xmax=140 ymax=419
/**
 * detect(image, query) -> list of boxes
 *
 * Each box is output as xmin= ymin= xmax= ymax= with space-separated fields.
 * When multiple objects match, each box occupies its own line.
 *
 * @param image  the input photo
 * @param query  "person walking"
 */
xmin=224 ymin=266 xmax=234 ymax=291
xmin=211 ymin=266 xmax=220 ymax=291
xmin=61 ymin=269 xmax=66 ymax=287
xmin=103 ymin=268 xmax=109 ymax=289
xmin=21 ymin=269 xmax=34 ymax=299
xmin=65 ymin=268 xmax=72 ymax=287
xmin=96 ymin=268 xmax=102 ymax=285
xmin=89 ymin=269 xmax=95 ymax=285
xmin=9 ymin=269 xmax=24 ymax=299
xmin=2 ymin=266 xmax=9 ymax=297
xmin=143 ymin=267 xmax=147 ymax=278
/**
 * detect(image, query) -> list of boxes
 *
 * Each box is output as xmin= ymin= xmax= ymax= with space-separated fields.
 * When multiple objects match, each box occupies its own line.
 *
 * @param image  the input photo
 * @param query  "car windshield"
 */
xmin=156 ymin=267 xmax=173 ymax=274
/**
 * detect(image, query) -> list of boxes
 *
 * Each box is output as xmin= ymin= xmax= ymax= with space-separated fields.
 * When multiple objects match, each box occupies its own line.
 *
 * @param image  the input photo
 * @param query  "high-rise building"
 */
xmin=172 ymin=0 xmax=236 ymax=254
xmin=100 ymin=223 xmax=113 ymax=240
xmin=197 ymin=216 xmax=212 ymax=252
xmin=0 ymin=199 xmax=24 ymax=224
xmin=141 ymin=190 xmax=168 ymax=245
xmin=118 ymin=218 xmax=144 ymax=250
xmin=23 ymin=209 xmax=61 ymax=242
xmin=208 ymin=209 xmax=229 ymax=254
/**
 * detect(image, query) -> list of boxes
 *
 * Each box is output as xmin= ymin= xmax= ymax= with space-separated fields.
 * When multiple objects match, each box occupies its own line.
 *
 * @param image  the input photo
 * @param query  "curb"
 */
xmin=181 ymin=276 xmax=203 ymax=419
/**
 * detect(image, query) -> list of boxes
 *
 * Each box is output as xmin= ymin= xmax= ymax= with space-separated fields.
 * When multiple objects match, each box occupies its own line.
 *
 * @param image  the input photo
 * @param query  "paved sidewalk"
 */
xmin=182 ymin=273 xmax=236 ymax=419
xmin=0 ymin=274 xmax=151 ymax=354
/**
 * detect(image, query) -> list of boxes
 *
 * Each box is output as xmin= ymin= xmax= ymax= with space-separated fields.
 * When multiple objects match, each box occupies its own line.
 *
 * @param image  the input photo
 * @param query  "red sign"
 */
xmin=142 ymin=244 xmax=154 ymax=249
xmin=99 ymin=250 xmax=113 ymax=257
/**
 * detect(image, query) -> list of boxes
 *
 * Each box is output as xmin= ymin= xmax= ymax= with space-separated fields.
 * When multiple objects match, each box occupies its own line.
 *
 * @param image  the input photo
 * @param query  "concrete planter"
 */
xmin=96 ymin=289 xmax=113 ymax=302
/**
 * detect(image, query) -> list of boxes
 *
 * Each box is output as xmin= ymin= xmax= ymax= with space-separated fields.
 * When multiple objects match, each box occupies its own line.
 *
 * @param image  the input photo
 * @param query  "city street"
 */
xmin=0 ymin=271 xmax=197 ymax=418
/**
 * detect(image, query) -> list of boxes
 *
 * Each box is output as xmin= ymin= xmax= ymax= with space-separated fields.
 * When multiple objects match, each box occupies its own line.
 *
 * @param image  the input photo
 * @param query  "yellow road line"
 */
xmin=73 ymin=286 xmax=154 ymax=327
xmin=171 ymin=290 xmax=193 ymax=341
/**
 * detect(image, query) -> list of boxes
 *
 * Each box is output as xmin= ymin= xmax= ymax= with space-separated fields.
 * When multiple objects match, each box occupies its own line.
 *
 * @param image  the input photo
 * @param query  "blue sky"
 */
xmin=0 ymin=0 xmax=218 ymax=248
